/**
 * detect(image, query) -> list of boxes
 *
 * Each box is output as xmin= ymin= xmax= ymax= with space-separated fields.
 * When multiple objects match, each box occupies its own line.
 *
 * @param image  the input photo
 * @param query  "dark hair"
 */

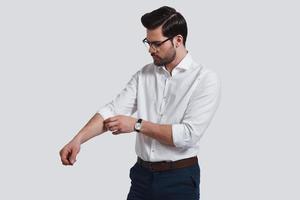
xmin=141 ymin=6 xmax=188 ymax=46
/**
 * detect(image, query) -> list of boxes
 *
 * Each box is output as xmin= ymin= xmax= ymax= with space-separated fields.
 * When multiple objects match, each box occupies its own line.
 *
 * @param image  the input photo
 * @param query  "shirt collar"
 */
xmin=173 ymin=52 xmax=193 ymax=71
xmin=160 ymin=52 xmax=193 ymax=71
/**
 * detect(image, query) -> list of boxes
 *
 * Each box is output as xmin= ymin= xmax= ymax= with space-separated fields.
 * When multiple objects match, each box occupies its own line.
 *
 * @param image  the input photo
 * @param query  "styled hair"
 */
xmin=141 ymin=6 xmax=188 ymax=46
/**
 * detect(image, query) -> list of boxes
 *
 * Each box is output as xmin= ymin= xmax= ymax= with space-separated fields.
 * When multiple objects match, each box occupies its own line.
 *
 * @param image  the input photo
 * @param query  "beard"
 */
xmin=152 ymin=47 xmax=176 ymax=66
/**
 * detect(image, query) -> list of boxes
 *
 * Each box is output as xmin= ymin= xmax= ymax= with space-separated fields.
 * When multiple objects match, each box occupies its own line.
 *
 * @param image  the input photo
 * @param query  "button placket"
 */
xmin=159 ymin=77 xmax=169 ymax=117
xmin=150 ymin=141 xmax=155 ymax=160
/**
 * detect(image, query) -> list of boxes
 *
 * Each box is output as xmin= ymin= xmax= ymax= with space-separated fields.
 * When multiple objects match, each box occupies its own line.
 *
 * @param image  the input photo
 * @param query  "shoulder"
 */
xmin=195 ymin=63 xmax=221 ymax=84
xmin=141 ymin=63 xmax=156 ymax=73
xmin=128 ymin=63 xmax=156 ymax=81
xmin=134 ymin=63 xmax=157 ymax=77
xmin=185 ymin=54 xmax=220 ymax=82
xmin=189 ymin=62 xmax=221 ymax=93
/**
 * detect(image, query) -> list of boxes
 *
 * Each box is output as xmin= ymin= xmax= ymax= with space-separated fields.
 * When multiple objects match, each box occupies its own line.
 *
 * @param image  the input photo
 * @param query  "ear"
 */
xmin=174 ymin=35 xmax=183 ymax=47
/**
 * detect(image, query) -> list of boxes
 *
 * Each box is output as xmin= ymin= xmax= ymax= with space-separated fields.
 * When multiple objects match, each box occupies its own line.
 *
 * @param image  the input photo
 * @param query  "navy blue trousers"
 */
xmin=127 ymin=161 xmax=200 ymax=200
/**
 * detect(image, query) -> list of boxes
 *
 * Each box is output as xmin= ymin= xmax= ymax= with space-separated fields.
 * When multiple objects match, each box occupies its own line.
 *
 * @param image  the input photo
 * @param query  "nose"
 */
xmin=148 ymin=46 xmax=156 ymax=54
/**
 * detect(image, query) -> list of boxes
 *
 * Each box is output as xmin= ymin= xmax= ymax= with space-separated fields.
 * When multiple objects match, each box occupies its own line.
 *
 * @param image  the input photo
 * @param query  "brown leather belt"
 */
xmin=137 ymin=156 xmax=198 ymax=172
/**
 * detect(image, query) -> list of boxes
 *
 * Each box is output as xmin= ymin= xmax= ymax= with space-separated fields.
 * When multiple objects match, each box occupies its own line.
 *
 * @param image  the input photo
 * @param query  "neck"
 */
xmin=165 ymin=49 xmax=188 ymax=75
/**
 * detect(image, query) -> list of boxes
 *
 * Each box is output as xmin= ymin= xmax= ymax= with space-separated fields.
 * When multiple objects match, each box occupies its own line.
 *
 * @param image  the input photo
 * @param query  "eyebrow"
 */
xmin=145 ymin=38 xmax=163 ymax=43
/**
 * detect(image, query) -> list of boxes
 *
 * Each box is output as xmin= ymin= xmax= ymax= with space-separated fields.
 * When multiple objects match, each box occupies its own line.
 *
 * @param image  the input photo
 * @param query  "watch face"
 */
xmin=135 ymin=123 xmax=141 ymax=130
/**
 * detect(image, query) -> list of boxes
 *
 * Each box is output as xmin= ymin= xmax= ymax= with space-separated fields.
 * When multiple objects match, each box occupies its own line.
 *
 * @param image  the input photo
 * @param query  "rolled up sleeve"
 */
xmin=97 ymin=71 xmax=139 ymax=120
xmin=172 ymin=71 xmax=221 ymax=148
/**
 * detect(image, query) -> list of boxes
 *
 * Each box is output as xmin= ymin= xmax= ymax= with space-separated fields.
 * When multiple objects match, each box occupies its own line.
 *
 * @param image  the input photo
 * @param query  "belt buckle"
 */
xmin=165 ymin=161 xmax=174 ymax=170
xmin=148 ymin=162 xmax=157 ymax=171
xmin=148 ymin=160 xmax=175 ymax=172
xmin=157 ymin=161 xmax=174 ymax=171
xmin=149 ymin=163 xmax=154 ymax=171
xmin=149 ymin=162 xmax=160 ymax=172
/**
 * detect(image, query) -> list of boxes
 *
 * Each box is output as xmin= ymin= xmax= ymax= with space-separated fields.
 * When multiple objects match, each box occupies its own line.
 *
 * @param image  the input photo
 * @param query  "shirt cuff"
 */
xmin=97 ymin=106 xmax=115 ymax=121
xmin=172 ymin=123 xmax=187 ymax=148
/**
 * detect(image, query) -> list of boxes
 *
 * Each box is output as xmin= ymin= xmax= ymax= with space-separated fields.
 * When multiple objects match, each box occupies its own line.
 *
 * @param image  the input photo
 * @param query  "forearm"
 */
xmin=72 ymin=113 xmax=107 ymax=144
xmin=139 ymin=120 xmax=175 ymax=147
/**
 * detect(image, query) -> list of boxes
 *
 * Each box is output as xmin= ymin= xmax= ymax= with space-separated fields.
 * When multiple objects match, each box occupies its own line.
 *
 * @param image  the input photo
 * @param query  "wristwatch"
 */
xmin=134 ymin=118 xmax=143 ymax=132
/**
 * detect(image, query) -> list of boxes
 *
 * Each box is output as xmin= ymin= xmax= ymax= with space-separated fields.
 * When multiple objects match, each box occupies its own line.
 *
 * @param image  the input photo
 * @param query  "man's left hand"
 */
xmin=103 ymin=115 xmax=137 ymax=135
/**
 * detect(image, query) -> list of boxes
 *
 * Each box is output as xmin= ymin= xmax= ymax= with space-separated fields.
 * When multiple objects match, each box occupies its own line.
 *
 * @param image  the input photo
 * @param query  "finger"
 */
xmin=105 ymin=121 xmax=119 ymax=130
xmin=104 ymin=116 xmax=119 ymax=123
xmin=109 ymin=125 xmax=119 ymax=132
xmin=69 ymin=147 xmax=80 ymax=165
xmin=112 ymin=130 xmax=121 ymax=135
xmin=60 ymin=149 xmax=71 ymax=165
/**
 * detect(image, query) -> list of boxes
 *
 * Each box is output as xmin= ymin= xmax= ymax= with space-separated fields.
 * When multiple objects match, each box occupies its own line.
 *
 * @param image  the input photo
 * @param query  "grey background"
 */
xmin=0 ymin=0 xmax=299 ymax=199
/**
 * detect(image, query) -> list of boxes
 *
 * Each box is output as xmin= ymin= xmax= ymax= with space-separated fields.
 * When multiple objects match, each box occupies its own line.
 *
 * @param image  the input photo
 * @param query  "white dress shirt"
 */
xmin=97 ymin=53 xmax=221 ymax=162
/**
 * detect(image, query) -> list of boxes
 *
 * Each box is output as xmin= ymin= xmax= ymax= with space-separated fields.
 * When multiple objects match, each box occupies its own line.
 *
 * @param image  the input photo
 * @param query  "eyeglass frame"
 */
xmin=142 ymin=37 xmax=174 ymax=50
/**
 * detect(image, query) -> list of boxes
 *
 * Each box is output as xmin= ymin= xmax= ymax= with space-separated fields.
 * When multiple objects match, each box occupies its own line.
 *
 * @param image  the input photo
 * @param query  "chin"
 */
xmin=154 ymin=61 xmax=162 ymax=66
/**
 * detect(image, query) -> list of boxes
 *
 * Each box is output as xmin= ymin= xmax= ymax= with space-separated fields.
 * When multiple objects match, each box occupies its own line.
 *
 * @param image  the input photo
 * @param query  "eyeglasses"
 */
xmin=142 ymin=37 xmax=173 ymax=51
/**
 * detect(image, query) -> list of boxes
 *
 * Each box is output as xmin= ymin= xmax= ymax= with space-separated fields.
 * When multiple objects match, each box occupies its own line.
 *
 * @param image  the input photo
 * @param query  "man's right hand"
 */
xmin=59 ymin=139 xmax=81 ymax=166
xmin=59 ymin=113 xmax=107 ymax=166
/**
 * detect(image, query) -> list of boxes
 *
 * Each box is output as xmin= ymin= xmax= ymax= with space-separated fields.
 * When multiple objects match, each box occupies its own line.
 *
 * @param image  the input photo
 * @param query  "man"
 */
xmin=60 ymin=6 xmax=221 ymax=200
